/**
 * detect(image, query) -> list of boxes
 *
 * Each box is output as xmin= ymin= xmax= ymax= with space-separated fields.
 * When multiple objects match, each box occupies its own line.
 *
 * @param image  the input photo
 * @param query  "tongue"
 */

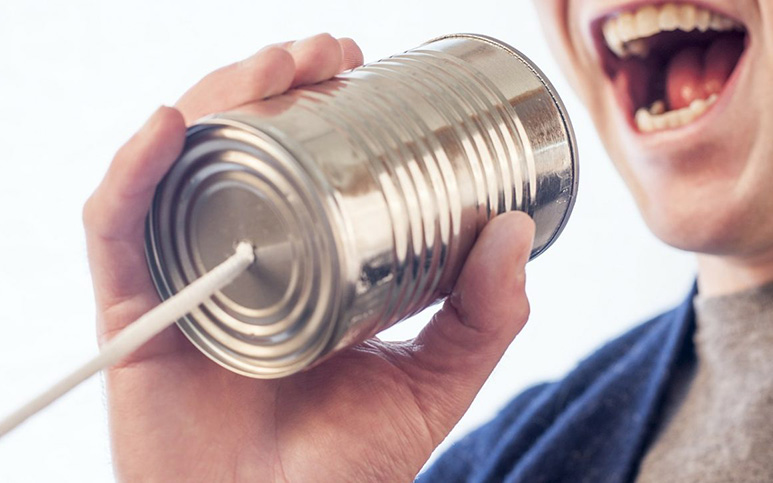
xmin=666 ymin=46 xmax=705 ymax=110
xmin=666 ymin=36 xmax=744 ymax=110
xmin=704 ymin=37 xmax=745 ymax=96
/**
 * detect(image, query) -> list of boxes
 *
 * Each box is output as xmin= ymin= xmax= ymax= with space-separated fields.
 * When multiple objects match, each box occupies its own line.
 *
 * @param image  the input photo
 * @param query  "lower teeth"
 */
xmin=635 ymin=94 xmax=718 ymax=132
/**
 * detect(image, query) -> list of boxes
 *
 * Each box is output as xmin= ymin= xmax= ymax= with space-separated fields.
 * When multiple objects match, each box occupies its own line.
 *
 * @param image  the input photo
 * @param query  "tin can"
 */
xmin=145 ymin=33 xmax=579 ymax=378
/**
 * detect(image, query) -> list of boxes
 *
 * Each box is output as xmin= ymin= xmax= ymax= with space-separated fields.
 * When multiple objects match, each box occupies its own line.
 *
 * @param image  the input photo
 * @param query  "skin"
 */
xmin=90 ymin=0 xmax=770 ymax=476
xmin=84 ymin=33 xmax=536 ymax=482
xmin=532 ymin=0 xmax=773 ymax=296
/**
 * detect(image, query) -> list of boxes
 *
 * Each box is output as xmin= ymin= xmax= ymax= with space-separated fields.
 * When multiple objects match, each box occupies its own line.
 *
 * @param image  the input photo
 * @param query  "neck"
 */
xmin=697 ymin=251 xmax=773 ymax=297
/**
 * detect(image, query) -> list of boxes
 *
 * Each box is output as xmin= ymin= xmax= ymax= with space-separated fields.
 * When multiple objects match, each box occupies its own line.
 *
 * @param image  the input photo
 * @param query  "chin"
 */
xmin=641 ymin=197 xmax=743 ymax=254
xmin=631 ymin=166 xmax=773 ymax=259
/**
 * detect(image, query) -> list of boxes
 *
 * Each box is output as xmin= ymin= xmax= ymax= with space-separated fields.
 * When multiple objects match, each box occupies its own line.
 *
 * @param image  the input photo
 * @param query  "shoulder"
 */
xmin=416 ymin=382 xmax=552 ymax=483
xmin=419 ymin=301 xmax=692 ymax=482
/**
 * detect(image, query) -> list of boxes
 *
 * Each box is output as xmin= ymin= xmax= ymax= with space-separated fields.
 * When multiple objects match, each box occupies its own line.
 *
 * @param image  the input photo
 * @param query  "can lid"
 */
xmin=145 ymin=119 xmax=343 ymax=378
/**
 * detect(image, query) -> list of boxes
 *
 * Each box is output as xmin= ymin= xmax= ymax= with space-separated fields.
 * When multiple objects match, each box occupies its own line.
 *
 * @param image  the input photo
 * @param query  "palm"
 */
xmin=107 ymin=318 xmax=432 ymax=481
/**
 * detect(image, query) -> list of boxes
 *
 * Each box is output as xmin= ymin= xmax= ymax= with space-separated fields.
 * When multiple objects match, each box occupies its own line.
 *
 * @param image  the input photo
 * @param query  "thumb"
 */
xmin=401 ymin=211 xmax=535 ymax=444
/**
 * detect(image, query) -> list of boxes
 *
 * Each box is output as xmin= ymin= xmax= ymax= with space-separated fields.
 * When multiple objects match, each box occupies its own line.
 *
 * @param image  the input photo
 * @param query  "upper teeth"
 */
xmin=603 ymin=4 xmax=743 ymax=58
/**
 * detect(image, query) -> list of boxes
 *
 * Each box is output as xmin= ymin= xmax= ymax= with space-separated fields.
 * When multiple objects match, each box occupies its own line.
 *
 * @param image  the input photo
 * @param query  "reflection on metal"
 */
xmin=145 ymin=33 xmax=579 ymax=378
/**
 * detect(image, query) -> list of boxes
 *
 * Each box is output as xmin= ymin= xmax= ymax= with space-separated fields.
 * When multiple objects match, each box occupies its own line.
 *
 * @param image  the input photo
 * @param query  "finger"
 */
xmin=83 ymin=106 xmax=186 ymax=310
xmin=175 ymin=46 xmax=296 ymax=123
xmin=279 ymin=37 xmax=362 ymax=74
xmin=399 ymin=211 xmax=536 ymax=443
xmin=338 ymin=37 xmax=365 ymax=71
xmin=84 ymin=106 xmax=185 ymax=242
xmin=287 ymin=33 xmax=344 ymax=87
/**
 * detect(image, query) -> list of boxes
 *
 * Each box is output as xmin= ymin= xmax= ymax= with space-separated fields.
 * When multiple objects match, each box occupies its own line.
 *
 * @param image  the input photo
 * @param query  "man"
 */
xmin=82 ymin=0 xmax=773 ymax=481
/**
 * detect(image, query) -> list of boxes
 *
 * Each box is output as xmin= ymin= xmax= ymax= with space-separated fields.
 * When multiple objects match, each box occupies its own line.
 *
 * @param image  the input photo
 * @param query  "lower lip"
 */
xmin=612 ymin=39 xmax=750 ymax=144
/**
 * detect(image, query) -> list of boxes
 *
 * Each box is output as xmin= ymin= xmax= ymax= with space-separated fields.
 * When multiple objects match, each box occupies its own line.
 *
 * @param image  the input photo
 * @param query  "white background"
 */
xmin=0 ymin=1 xmax=696 ymax=481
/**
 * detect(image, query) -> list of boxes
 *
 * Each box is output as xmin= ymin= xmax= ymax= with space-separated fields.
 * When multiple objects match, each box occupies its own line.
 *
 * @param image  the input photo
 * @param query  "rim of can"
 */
xmin=144 ymin=117 xmax=347 ymax=379
xmin=422 ymin=33 xmax=580 ymax=259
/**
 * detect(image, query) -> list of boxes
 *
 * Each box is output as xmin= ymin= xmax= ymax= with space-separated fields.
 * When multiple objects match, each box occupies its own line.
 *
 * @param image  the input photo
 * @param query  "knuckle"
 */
xmin=513 ymin=270 xmax=527 ymax=293
xmin=256 ymin=45 xmax=295 ymax=71
xmin=504 ymin=274 xmax=530 ymax=324
xmin=340 ymin=37 xmax=363 ymax=57
xmin=515 ymin=297 xmax=531 ymax=322
xmin=82 ymin=193 xmax=100 ymax=230
xmin=248 ymin=47 xmax=295 ymax=96
xmin=314 ymin=32 xmax=338 ymax=49
xmin=294 ymin=33 xmax=341 ymax=64
xmin=245 ymin=46 xmax=293 ymax=72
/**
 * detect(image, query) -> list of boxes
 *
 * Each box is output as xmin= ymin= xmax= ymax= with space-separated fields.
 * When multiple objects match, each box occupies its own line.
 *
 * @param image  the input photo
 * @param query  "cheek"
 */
xmin=583 ymin=94 xmax=634 ymax=182
xmin=531 ymin=0 xmax=558 ymax=18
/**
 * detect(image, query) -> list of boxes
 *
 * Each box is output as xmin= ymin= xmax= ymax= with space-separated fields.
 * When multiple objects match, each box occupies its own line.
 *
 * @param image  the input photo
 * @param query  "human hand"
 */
xmin=83 ymin=33 xmax=535 ymax=482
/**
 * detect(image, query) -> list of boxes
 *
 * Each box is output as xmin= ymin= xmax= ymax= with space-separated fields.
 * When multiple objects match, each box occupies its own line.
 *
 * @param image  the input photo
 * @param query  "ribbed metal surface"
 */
xmin=145 ymin=34 xmax=579 ymax=378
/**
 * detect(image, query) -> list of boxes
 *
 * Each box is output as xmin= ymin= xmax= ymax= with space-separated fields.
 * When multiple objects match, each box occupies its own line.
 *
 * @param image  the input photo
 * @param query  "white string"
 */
xmin=0 ymin=242 xmax=255 ymax=438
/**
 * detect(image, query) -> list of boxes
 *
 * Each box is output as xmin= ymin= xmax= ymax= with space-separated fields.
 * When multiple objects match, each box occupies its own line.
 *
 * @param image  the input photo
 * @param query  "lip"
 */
xmin=583 ymin=0 xmax=751 ymax=146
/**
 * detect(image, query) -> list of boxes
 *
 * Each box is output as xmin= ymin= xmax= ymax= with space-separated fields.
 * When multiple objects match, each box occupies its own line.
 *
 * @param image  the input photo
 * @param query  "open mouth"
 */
xmin=594 ymin=3 xmax=748 ymax=133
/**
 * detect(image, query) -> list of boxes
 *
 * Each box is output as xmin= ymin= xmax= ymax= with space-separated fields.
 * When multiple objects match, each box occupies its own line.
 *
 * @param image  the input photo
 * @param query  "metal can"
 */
xmin=145 ymin=33 xmax=579 ymax=378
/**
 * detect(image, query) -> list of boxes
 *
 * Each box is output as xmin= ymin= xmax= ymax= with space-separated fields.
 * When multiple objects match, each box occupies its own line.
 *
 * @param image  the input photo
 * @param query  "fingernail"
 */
xmin=490 ymin=212 xmax=535 ymax=270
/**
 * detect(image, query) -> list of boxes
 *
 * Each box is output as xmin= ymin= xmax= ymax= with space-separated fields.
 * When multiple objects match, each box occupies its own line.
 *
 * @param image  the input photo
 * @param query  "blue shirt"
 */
xmin=418 ymin=287 xmax=697 ymax=483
